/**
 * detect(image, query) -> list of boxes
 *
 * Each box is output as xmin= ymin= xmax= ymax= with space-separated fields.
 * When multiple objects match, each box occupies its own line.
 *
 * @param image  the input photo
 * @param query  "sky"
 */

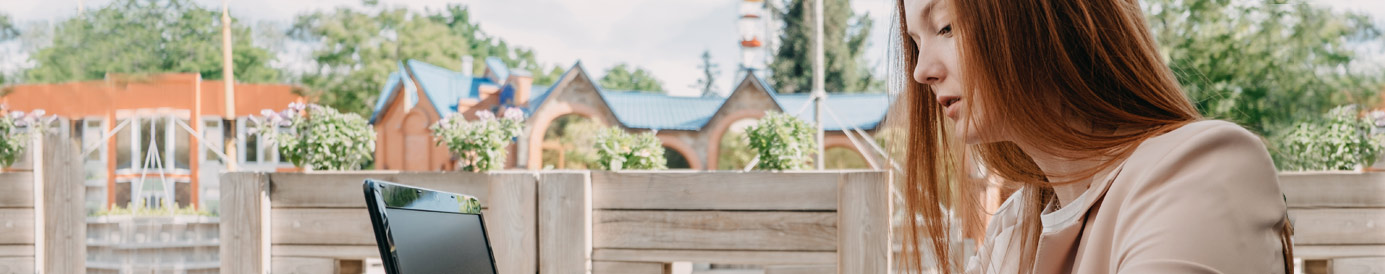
xmin=1 ymin=0 xmax=1383 ymax=97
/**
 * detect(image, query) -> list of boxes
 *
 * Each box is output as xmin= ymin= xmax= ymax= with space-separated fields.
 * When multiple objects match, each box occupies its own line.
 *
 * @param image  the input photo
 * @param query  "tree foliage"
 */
xmin=768 ymin=0 xmax=881 ymax=94
xmin=289 ymin=2 xmax=551 ymax=117
xmin=23 ymin=0 xmax=280 ymax=84
xmin=693 ymin=49 xmax=721 ymax=97
xmin=1145 ymin=0 xmax=1384 ymax=137
xmin=598 ymin=63 xmax=665 ymax=92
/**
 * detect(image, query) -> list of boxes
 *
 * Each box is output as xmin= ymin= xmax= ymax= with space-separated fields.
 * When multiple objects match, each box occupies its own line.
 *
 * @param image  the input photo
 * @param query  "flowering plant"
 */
xmin=251 ymin=102 xmax=376 ymax=170
xmin=1275 ymin=105 xmax=1385 ymax=171
xmin=431 ymin=107 xmax=525 ymax=172
xmin=746 ymin=111 xmax=817 ymax=170
xmin=594 ymin=127 xmax=666 ymax=171
xmin=0 ymin=106 xmax=55 ymax=168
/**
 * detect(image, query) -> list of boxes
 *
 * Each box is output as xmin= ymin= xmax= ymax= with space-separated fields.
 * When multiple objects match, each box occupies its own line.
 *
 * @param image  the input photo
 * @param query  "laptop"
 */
xmin=363 ymin=179 xmax=499 ymax=274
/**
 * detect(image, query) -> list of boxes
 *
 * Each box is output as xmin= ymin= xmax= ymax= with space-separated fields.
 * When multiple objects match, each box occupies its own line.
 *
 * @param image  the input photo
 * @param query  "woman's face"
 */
xmin=905 ymin=0 xmax=989 ymax=144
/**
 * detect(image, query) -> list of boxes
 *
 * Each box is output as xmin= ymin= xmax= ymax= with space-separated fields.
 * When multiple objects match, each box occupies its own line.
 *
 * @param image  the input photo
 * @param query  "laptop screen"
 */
xmin=386 ymin=207 xmax=497 ymax=274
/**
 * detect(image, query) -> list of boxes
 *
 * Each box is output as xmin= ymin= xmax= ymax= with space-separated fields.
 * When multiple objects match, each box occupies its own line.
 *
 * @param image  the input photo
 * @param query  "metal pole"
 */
xmin=222 ymin=0 xmax=238 ymax=171
xmin=812 ymin=0 xmax=826 ymax=170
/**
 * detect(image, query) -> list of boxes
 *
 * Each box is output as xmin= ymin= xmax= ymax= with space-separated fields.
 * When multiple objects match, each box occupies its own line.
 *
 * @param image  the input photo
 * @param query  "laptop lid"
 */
xmin=363 ymin=179 xmax=498 ymax=274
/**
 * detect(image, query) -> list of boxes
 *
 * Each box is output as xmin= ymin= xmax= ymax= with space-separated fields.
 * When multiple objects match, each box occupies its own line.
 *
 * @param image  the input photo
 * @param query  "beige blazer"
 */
xmin=967 ymin=120 xmax=1291 ymax=274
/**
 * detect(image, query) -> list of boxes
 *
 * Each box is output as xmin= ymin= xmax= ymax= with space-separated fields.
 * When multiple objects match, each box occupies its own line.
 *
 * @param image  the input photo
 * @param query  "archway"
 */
xmin=715 ymin=118 xmax=759 ymax=170
xmin=540 ymin=114 xmax=603 ymax=169
xmin=663 ymin=145 xmax=692 ymax=169
xmin=823 ymin=146 xmax=869 ymax=169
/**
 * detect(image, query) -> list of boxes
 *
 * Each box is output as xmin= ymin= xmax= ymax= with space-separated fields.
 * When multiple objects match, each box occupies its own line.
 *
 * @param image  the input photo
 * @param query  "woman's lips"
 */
xmin=944 ymin=100 xmax=961 ymax=120
xmin=936 ymin=95 xmax=961 ymax=119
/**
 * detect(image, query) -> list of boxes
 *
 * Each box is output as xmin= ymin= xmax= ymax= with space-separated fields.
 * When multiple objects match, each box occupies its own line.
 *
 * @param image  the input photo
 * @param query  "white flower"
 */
xmin=476 ymin=110 xmax=495 ymax=120
xmin=502 ymin=107 xmax=524 ymax=121
xmin=281 ymin=109 xmax=296 ymax=119
xmin=10 ymin=111 xmax=23 ymax=118
xmin=289 ymin=102 xmax=307 ymax=111
xmin=261 ymin=109 xmax=275 ymax=117
xmin=30 ymin=109 xmax=45 ymax=117
xmin=636 ymin=149 xmax=650 ymax=158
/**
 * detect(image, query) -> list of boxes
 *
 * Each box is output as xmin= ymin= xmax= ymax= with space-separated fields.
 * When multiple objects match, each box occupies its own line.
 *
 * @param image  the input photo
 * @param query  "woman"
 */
xmin=893 ymin=0 xmax=1294 ymax=273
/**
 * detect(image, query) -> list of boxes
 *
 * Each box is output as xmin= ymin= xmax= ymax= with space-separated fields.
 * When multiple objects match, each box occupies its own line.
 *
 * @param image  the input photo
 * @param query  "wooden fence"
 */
xmin=1281 ymin=172 xmax=1385 ymax=274
xmin=0 ymin=134 xmax=86 ymax=274
xmin=218 ymin=170 xmax=892 ymax=274
xmin=3 ymin=138 xmax=1383 ymax=274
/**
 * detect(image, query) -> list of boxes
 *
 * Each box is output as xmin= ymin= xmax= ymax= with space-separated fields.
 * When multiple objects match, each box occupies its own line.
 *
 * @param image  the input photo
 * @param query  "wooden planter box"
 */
xmin=1280 ymin=171 xmax=1385 ymax=274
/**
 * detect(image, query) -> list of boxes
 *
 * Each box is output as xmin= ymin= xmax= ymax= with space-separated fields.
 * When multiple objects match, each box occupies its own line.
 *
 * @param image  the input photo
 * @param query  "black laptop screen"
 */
xmin=386 ymin=207 xmax=497 ymax=274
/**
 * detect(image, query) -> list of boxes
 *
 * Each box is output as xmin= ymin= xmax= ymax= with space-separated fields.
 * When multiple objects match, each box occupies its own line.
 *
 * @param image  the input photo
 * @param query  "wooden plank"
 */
xmin=1291 ymin=209 xmax=1385 ymax=245
xmin=591 ymin=171 xmax=839 ymax=210
xmin=486 ymin=172 xmax=538 ymax=274
xmin=593 ymin=261 xmax=667 ymax=274
xmin=338 ymin=259 xmax=363 ymax=274
xmin=837 ymin=171 xmax=891 ymax=273
xmin=272 ymin=208 xmax=374 ymax=245
xmin=0 ymin=245 xmax=32 ymax=257
xmin=0 ymin=172 xmax=33 ymax=208
xmin=1295 ymin=245 xmax=1385 ymax=260
xmin=765 ymin=265 xmax=835 ymax=274
xmin=1330 ymin=257 xmax=1385 ymax=274
xmin=594 ymin=249 xmax=836 ymax=265
xmin=268 ymin=171 xmax=494 ymax=208
xmin=0 ymin=209 xmax=33 ymax=245
xmin=593 ymin=210 xmax=836 ymax=251
xmin=0 ymin=257 xmax=33 ymax=274
xmin=39 ymin=134 xmax=84 ymax=273
xmin=221 ymin=172 xmax=270 ymax=274
xmin=272 ymin=256 xmax=337 ymax=274
xmin=1280 ymin=172 xmax=1385 ymax=208
xmin=272 ymin=245 xmax=379 ymax=260
xmin=540 ymin=171 xmax=592 ymax=274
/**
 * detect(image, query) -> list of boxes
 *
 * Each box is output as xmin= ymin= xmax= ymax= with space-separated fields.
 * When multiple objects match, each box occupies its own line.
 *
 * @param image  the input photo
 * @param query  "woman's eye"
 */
xmin=937 ymin=24 xmax=952 ymax=36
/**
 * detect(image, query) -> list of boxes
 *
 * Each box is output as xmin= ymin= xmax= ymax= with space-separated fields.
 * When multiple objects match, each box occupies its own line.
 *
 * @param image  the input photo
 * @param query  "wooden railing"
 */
xmin=0 ymin=134 xmax=86 ymax=273
xmin=218 ymin=170 xmax=893 ymax=274
xmin=1280 ymin=172 xmax=1385 ymax=274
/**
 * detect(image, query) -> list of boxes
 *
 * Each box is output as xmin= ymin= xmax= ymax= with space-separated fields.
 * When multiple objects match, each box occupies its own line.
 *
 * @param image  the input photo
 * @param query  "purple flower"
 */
xmin=289 ymin=102 xmax=307 ymax=111
xmin=281 ymin=109 xmax=296 ymax=119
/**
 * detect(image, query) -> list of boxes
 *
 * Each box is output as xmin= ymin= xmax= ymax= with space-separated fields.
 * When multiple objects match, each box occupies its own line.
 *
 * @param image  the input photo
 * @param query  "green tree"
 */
xmin=599 ymin=63 xmax=665 ymax=92
xmin=290 ymin=2 xmax=545 ymax=117
xmin=23 ymin=0 xmax=280 ymax=84
xmin=693 ymin=49 xmax=721 ymax=97
xmin=532 ymin=65 xmax=566 ymax=86
xmin=768 ymin=0 xmax=881 ymax=94
xmin=1144 ymin=0 xmax=1384 ymax=138
xmin=0 ymin=13 xmax=17 ymax=41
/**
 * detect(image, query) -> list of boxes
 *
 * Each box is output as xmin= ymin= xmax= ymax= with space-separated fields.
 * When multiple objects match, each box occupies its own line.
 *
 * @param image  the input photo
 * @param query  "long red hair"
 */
xmin=890 ymin=0 xmax=1201 ymax=272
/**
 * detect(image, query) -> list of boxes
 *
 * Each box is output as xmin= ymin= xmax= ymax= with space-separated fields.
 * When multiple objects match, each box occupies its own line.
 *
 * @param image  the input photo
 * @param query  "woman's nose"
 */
xmin=914 ymin=58 xmax=946 ymax=85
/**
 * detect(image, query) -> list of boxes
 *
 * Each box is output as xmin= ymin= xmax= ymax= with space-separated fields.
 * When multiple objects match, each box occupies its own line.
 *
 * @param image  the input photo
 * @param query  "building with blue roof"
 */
xmin=370 ymin=57 xmax=897 ymax=171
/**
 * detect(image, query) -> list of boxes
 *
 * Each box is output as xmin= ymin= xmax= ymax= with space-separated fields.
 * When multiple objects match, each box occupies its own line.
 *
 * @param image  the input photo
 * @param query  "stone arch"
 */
xmin=657 ymin=134 xmax=701 ymax=170
xmin=704 ymin=109 xmax=768 ymax=170
xmin=526 ymin=102 xmax=612 ymax=170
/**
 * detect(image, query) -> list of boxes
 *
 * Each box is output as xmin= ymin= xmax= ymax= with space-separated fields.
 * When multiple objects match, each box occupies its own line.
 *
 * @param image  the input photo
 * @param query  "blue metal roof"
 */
xmin=601 ymin=91 xmax=725 ymax=131
xmin=774 ymin=93 xmax=892 ymax=131
xmin=485 ymin=57 xmax=510 ymax=84
xmin=369 ymin=71 xmax=404 ymax=123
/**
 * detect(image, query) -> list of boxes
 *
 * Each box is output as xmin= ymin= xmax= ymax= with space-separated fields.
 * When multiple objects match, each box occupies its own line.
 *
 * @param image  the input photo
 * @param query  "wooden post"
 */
xmin=488 ymin=172 xmax=539 ymax=274
xmin=539 ymin=171 xmax=592 ymax=274
xmin=837 ymin=171 xmax=891 ymax=274
xmin=221 ymin=172 xmax=270 ymax=274
xmin=38 ymin=134 xmax=85 ymax=273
